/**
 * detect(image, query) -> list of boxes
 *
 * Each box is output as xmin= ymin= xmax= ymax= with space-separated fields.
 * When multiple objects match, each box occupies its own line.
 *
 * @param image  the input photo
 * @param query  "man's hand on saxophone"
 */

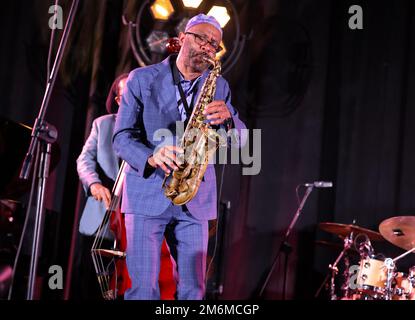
xmin=203 ymin=100 xmax=231 ymax=125
xmin=148 ymin=145 xmax=184 ymax=175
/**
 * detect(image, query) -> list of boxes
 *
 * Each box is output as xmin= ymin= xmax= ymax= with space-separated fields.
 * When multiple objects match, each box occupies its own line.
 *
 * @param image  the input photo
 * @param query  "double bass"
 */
xmin=91 ymin=161 xmax=129 ymax=299
xmin=91 ymin=160 xmax=177 ymax=299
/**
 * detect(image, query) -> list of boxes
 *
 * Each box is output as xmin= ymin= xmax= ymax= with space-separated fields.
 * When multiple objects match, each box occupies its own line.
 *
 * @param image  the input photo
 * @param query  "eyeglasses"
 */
xmin=185 ymin=32 xmax=223 ymax=53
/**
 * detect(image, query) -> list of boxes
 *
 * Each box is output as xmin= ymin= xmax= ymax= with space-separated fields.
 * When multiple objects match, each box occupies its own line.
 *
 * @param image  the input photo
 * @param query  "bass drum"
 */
xmin=393 ymin=268 xmax=415 ymax=300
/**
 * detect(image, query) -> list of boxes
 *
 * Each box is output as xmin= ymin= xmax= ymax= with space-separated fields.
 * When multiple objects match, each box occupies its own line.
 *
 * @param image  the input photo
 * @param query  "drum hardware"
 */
xmin=316 ymin=221 xmax=384 ymax=299
xmin=382 ymin=250 xmax=415 ymax=300
xmin=328 ymin=234 xmax=354 ymax=300
xmin=340 ymin=254 xmax=352 ymax=298
xmin=314 ymin=231 xmax=354 ymax=300
xmin=392 ymin=271 xmax=415 ymax=300
xmin=382 ymin=258 xmax=395 ymax=300
xmin=409 ymin=266 xmax=415 ymax=285
xmin=355 ymin=233 xmax=375 ymax=258
xmin=316 ymin=217 xmax=415 ymax=300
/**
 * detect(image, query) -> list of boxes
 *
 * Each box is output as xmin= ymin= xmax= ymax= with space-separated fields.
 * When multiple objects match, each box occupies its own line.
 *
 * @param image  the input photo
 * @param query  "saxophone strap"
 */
xmin=170 ymin=55 xmax=198 ymax=121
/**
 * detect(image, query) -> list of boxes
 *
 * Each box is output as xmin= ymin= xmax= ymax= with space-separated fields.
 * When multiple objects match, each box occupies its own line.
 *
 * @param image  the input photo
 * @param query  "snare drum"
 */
xmin=356 ymin=257 xmax=389 ymax=296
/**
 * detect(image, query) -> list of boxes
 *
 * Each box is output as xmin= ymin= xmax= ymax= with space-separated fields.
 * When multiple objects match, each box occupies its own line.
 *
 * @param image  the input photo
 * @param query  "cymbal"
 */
xmin=379 ymin=216 xmax=415 ymax=251
xmin=319 ymin=222 xmax=384 ymax=241
xmin=315 ymin=240 xmax=358 ymax=253
xmin=0 ymin=116 xmax=60 ymax=200
xmin=315 ymin=240 xmax=343 ymax=250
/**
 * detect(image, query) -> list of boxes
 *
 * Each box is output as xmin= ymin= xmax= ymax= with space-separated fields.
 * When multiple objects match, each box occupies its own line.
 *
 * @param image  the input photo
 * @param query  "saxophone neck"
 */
xmin=202 ymin=55 xmax=215 ymax=65
xmin=202 ymin=55 xmax=221 ymax=73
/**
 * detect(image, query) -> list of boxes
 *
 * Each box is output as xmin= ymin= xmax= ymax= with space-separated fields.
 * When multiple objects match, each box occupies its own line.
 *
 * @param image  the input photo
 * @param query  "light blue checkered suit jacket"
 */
xmin=77 ymin=114 xmax=119 ymax=235
xmin=113 ymin=55 xmax=246 ymax=221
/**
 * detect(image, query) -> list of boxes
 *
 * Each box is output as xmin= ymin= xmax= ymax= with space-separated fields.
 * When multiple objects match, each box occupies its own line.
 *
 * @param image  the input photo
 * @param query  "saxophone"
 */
xmin=162 ymin=56 xmax=227 ymax=205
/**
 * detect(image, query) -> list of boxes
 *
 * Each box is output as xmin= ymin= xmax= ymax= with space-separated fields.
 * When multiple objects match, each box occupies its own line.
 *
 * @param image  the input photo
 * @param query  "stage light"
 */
xmin=150 ymin=0 xmax=174 ymax=21
xmin=216 ymin=41 xmax=226 ymax=60
xmin=146 ymin=31 xmax=169 ymax=54
xmin=127 ymin=0 xmax=245 ymax=73
xmin=181 ymin=0 xmax=203 ymax=9
xmin=207 ymin=6 xmax=230 ymax=28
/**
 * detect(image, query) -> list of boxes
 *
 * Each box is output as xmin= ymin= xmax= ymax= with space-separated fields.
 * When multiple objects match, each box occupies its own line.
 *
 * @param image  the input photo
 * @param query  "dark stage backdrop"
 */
xmin=1 ymin=0 xmax=415 ymax=300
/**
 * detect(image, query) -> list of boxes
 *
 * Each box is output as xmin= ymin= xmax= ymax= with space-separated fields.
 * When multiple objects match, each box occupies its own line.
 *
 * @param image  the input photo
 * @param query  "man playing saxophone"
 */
xmin=113 ymin=14 xmax=246 ymax=300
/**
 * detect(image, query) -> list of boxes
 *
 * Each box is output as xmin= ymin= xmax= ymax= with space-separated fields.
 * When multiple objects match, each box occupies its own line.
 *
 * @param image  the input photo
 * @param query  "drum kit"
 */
xmin=317 ymin=216 xmax=415 ymax=300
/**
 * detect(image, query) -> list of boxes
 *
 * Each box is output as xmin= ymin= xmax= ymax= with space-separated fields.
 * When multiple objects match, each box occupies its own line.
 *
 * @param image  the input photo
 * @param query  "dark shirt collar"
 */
xmin=170 ymin=54 xmax=201 ymax=86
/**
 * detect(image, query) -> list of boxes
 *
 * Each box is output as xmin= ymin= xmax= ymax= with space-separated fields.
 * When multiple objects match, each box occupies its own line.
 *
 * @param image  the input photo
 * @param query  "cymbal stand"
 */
xmin=340 ymin=253 xmax=351 ymax=299
xmin=328 ymin=232 xmax=353 ymax=300
xmin=383 ymin=258 xmax=396 ymax=300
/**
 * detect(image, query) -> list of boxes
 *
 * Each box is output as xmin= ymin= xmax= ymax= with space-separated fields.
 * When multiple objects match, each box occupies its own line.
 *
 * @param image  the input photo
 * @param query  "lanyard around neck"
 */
xmin=170 ymin=56 xmax=199 ymax=119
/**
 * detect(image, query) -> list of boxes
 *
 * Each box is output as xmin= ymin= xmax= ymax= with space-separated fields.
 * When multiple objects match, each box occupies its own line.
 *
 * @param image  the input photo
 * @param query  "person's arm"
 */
xmin=76 ymin=119 xmax=111 ymax=208
xmin=76 ymin=119 xmax=102 ymax=192
xmin=204 ymin=79 xmax=247 ymax=148
xmin=112 ymin=71 xmax=154 ymax=176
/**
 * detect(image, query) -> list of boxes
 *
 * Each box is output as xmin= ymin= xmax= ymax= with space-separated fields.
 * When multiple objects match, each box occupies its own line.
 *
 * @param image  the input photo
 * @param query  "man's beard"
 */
xmin=188 ymin=49 xmax=211 ymax=73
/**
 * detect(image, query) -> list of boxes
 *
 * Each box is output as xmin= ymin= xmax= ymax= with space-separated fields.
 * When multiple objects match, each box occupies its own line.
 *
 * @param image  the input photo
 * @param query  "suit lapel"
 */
xmin=194 ymin=70 xmax=209 ymax=104
xmin=152 ymin=57 xmax=181 ymax=121
xmin=150 ymin=56 xmax=211 ymax=122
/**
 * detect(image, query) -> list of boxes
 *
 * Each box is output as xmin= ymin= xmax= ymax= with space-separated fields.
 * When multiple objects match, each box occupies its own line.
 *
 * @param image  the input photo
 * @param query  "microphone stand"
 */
xmin=19 ymin=0 xmax=80 ymax=300
xmin=258 ymin=185 xmax=314 ymax=298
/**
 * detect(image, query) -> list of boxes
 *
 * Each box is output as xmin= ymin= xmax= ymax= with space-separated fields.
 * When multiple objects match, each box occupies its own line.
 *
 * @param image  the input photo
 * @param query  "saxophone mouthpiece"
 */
xmin=202 ymin=55 xmax=216 ymax=66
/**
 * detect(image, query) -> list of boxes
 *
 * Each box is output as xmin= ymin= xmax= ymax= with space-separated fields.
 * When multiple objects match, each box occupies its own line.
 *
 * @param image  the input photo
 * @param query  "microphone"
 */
xmin=303 ymin=181 xmax=333 ymax=188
